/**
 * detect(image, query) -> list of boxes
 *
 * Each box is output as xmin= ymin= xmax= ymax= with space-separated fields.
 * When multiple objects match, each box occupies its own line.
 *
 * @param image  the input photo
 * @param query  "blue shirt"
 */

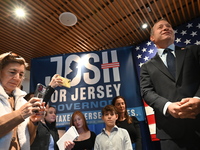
xmin=94 ymin=125 xmax=133 ymax=150
xmin=48 ymin=134 xmax=54 ymax=150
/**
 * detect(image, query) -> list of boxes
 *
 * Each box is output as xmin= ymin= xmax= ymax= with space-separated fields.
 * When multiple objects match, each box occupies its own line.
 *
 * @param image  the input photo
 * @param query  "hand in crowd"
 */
xmin=64 ymin=141 xmax=75 ymax=150
xmin=167 ymin=97 xmax=200 ymax=119
xmin=49 ymin=74 xmax=63 ymax=88
xmin=19 ymin=97 xmax=45 ymax=122
xmin=30 ymin=102 xmax=46 ymax=123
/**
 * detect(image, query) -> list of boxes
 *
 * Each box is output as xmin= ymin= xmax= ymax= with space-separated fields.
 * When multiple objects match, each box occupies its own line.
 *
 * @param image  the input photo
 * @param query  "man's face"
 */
xmin=150 ymin=20 xmax=175 ymax=47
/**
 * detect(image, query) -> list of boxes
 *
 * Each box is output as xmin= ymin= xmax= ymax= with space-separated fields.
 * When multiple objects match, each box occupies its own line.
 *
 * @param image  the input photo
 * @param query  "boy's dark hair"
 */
xmin=102 ymin=105 xmax=118 ymax=116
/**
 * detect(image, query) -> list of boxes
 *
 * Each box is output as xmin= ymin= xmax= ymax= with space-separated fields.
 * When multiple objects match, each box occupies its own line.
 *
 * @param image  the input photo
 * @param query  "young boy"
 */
xmin=94 ymin=105 xmax=132 ymax=150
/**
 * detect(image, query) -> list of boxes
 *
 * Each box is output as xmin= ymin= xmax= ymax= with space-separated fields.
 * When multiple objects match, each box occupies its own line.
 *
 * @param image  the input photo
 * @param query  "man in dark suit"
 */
xmin=140 ymin=19 xmax=200 ymax=150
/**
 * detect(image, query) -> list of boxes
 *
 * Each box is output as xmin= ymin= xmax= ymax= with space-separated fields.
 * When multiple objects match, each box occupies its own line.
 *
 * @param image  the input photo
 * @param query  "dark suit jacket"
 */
xmin=140 ymin=45 xmax=200 ymax=139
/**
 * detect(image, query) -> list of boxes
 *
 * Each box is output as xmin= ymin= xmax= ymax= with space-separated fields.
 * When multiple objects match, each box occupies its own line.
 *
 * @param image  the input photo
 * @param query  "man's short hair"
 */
xmin=150 ymin=18 xmax=168 ymax=36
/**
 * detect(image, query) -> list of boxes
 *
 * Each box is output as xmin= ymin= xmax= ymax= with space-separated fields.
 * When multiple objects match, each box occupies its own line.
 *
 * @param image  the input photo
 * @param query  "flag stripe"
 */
xmin=146 ymin=114 xmax=156 ymax=125
xmin=101 ymin=62 xmax=120 ymax=69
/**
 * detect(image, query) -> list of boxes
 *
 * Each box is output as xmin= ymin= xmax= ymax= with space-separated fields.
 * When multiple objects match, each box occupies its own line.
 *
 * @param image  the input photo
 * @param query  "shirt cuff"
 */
xmin=194 ymin=96 xmax=200 ymax=99
xmin=163 ymin=102 xmax=172 ymax=115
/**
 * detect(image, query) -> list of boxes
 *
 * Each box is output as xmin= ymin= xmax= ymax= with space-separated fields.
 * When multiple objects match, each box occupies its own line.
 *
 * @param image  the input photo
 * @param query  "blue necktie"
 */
xmin=164 ymin=48 xmax=176 ymax=78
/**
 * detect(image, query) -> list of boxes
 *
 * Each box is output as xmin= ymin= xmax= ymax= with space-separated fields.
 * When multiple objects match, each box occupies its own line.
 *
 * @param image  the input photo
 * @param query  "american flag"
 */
xmin=133 ymin=17 xmax=200 ymax=141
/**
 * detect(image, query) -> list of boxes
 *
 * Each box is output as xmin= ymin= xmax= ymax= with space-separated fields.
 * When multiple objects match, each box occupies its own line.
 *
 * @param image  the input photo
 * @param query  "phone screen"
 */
xmin=34 ymin=83 xmax=46 ymax=99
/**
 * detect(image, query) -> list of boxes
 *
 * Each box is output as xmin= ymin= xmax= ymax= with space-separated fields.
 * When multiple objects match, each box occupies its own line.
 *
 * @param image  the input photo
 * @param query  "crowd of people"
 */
xmin=1 ymin=17 xmax=199 ymax=150
xmin=0 ymin=50 xmax=142 ymax=150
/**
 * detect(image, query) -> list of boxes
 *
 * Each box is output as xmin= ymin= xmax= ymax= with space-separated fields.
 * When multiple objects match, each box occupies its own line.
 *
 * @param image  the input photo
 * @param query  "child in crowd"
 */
xmin=64 ymin=111 xmax=96 ymax=150
xmin=31 ymin=106 xmax=59 ymax=150
xmin=94 ymin=105 xmax=133 ymax=150
xmin=112 ymin=96 xmax=142 ymax=150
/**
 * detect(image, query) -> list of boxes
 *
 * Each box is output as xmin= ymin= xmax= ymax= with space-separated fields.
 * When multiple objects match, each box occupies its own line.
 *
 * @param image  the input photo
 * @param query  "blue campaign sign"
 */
xmin=30 ymin=46 xmax=145 ymax=127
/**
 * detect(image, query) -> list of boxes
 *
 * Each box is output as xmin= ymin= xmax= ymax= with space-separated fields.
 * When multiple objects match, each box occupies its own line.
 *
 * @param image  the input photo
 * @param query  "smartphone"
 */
xmin=33 ymin=83 xmax=46 ymax=113
xmin=57 ymin=75 xmax=71 ymax=88
xmin=34 ymin=83 xmax=46 ymax=101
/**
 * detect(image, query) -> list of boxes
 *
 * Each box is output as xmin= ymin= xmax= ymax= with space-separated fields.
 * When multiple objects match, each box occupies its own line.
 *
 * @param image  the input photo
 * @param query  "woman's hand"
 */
xmin=64 ymin=141 xmax=75 ymax=150
xmin=19 ymin=97 xmax=43 ymax=120
xmin=30 ymin=102 xmax=46 ymax=123
xmin=49 ymin=74 xmax=63 ymax=88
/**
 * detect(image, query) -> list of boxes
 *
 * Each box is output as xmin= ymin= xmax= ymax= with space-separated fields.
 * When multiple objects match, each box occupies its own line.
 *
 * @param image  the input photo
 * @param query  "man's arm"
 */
xmin=140 ymin=63 xmax=168 ymax=113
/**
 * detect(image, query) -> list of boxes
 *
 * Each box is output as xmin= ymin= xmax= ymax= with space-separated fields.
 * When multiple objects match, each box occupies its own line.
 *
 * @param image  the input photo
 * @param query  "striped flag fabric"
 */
xmin=101 ymin=62 xmax=120 ymax=69
xmin=133 ymin=17 xmax=200 ymax=141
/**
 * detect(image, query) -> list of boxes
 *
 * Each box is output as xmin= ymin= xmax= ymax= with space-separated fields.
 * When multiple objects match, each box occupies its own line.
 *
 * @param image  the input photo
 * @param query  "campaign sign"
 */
xmin=30 ymin=46 xmax=145 ymax=127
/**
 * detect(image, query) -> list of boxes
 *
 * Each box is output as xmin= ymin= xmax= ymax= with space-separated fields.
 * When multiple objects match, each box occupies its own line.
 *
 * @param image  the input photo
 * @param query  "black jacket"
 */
xmin=31 ymin=86 xmax=59 ymax=150
xmin=31 ymin=120 xmax=59 ymax=150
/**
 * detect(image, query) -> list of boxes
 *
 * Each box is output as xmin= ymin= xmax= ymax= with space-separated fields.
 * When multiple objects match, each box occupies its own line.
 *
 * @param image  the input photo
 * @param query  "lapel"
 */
xmin=175 ymin=46 xmax=186 ymax=81
xmin=150 ymin=46 xmax=186 ymax=82
xmin=151 ymin=53 xmax=175 ymax=80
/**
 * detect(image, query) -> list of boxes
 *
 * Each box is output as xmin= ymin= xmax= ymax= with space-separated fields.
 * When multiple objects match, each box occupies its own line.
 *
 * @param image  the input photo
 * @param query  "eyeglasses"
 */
xmin=1 ymin=51 xmax=24 ymax=61
xmin=7 ymin=51 xmax=23 ymax=59
xmin=0 ymin=51 xmax=28 ymax=68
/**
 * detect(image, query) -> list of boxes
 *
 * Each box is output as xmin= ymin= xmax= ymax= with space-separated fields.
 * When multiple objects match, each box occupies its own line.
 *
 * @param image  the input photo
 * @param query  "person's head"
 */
xmin=150 ymin=18 xmax=175 ymax=48
xmin=24 ymin=92 xmax=34 ymax=101
xmin=0 ymin=52 xmax=28 ymax=94
xmin=112 ymin=96 xmax=133 ymax=124
xmin=45 ymin=106 xmax=57 ymax=124
xmin=112 ymin=96 xmax=127 ymax=114
xmin=101 ymin=105 xmax=118 ymax=128
xmin=70 ymin=111 xmax=89 ymax=131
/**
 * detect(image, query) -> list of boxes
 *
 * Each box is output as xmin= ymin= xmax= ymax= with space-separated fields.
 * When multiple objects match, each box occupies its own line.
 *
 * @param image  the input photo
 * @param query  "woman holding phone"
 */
xmin=0 ymin=52 xmax=44 ymax=150
xmin=30 ymin=74 xmax=63 ymax=150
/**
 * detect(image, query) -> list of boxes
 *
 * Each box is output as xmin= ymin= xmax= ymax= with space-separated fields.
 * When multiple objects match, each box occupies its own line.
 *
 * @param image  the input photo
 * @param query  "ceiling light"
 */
xmin=59 ymin=12 xmax=77 ymax=26
xmin=15 ymin=8 xmax=26 ymax=17
xmin=142 ymin=23 xmax=148 ymax=29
